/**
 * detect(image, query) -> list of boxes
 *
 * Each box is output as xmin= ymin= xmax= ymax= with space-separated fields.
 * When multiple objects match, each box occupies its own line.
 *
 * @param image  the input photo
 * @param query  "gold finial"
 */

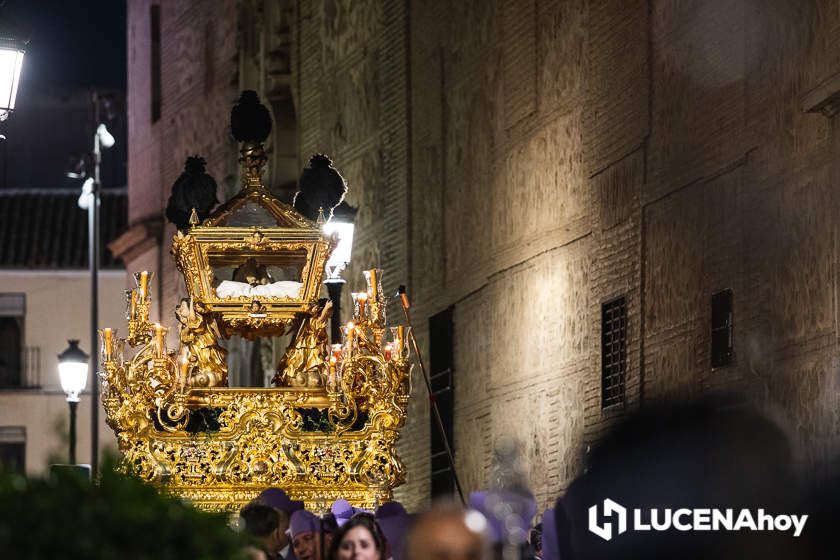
xmin=240 ymin=142 xmax=268 ymax=190
xmin=189 ymin=208 xmax=199 ymax=226
xmin=316 ymin=207 xmax=326 ymax=225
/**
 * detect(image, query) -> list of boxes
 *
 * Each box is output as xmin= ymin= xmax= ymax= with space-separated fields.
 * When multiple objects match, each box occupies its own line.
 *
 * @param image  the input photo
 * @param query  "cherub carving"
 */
xmin=175 ymin=298 xmax=229 ymax=387
xmin=273 ymin=299 xmax=333 ymax=388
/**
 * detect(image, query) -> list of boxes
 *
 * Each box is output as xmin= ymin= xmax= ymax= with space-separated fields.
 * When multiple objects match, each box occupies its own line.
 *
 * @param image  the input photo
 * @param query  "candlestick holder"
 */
xmin=389 ymin=326 xmax=411 ymax=361
xmin=124 ymin=289 xmax=134 ymax=321
xmin=364 ymin=268 xmax=387 ymax=334
xmin=352 ymin=292 xmax=369 ymax=322
xmin=363 ymin=268 xmax=383 ymax=302
xmin=133 ymin=270 xmax=154 ymax=301
xmin=99 ymin=328 xmax=115 ymax=363
xmin=127 ymin=280 xmax=153 ymax=346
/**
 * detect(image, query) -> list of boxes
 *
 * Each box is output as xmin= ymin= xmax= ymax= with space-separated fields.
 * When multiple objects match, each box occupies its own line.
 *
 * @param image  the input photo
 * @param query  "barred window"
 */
xmin=711 ymin=289 xmax=733 ymax=368
xmin=601 ymin=297 xmax=627 ymax=408
xmin=150 ymin=5 xmax=161 ymax=122
xmin=429 ymin=306 xmax=455 ymax=498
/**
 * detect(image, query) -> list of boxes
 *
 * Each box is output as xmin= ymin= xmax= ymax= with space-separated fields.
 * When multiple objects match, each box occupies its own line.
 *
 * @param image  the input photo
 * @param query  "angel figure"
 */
xmin=273 ymin=299 xmax=332 ymax=388
xmin=175 ymin=297 xmax=229 ymax=387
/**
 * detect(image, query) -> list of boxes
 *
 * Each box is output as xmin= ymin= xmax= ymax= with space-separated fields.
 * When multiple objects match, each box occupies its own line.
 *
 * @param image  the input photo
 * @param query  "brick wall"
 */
xmin=127 ymin=0 xmax=247 ymax=329
xmin=294 ymin=0 xmax=415 ymax=505
xmin=398 ymin=0 xmax=840 ymax=510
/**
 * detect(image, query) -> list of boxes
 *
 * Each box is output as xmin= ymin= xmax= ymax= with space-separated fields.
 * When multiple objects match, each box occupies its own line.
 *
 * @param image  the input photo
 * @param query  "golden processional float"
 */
xmin=98 ymin=92 xmax=412 ymax=513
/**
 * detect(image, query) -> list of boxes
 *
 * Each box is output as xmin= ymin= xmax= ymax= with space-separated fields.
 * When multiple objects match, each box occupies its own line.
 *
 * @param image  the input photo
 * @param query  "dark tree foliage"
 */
xmin=0 ymin=456 xmax=248 ymax=559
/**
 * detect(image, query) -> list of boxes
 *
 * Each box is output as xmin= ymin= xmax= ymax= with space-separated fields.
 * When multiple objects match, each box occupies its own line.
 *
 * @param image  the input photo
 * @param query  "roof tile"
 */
xmin=0 ymin=188 xmax=127 ymax=269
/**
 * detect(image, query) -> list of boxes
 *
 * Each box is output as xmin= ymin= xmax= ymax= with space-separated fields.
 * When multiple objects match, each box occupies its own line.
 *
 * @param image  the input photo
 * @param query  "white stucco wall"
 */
xmin=0 ymin=270 xmax=127 ymax=473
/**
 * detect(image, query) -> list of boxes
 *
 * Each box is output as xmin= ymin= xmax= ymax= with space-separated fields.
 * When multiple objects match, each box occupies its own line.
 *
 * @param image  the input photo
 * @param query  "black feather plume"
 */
xmin=230 ymin=90 xmax=272 ymax=143
xmin=293 ymin=154 xmax=347 ymax=221
xmin=165 ymin=156 xmax=219 ymax=230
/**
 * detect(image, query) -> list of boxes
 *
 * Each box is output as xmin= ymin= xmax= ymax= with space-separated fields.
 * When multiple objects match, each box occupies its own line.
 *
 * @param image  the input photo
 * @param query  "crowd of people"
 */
xmin=237 ymin=395 xmax=837 ymax=560
xmin=238 ymin=488 xmax=494 ymax=560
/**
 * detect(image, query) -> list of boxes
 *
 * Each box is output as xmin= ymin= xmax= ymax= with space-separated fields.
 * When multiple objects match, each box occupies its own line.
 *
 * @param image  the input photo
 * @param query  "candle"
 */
xmin=328 ymin=356 xmax=337 ymax=392
xmin=139 ymin=271 xmax=149 ymax=300
xmin=153 ymin=323 xmax=166 ymax=357
xmin=345 ymin=321 xmax=355 ymax=354
xmin=179 ymin=356 xmax=190 ymax=389
xmin=129 ymin=289 xmax=137 ymax=319
xmin=103 ymin=328 xmax=113 ymax=359
xmin=357 ymin=292 xmax=368 ymax=319
xmin=396 ymin=325 xmax=405 ymax=358
xmin=368 ymin=268 xmax=378 ymax=300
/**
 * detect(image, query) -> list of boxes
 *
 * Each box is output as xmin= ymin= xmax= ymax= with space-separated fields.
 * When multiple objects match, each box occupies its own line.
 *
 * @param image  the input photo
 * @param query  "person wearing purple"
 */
xmin=239 ymin=502 xmax=293 ymax=560
xmin=256 ymin=487 xmax=305 ymax=560
xmin=540 ymin=508 xmax=559 ymax=560
xmin=468 ymin=490 xmax=537 ymax=545
xmin=331 ymin=498 xmax=363 ymax=528
xmin=289 ymin=509 xmax=334 ymax=560
xmin=375 ymin=501 xmax=411 ymax=560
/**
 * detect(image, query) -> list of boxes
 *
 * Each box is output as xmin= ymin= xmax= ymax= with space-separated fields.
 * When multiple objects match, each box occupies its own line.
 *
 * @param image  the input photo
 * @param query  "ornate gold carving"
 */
xmin=244 ymin=229 xmax=267 ymax=249
xmin=102 ymin=155 xmax=412 ymax=513
xmin=171 ymin=224 xmax=332 ymax=339
xmin=175 ymin=298 xmax=229 ymax=387
xmin=274 ymin=300 xmax=332 ymax=388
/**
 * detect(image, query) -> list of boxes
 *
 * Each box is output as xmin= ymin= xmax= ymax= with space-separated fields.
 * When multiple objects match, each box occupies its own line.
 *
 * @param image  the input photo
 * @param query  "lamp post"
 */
xmin=74 ymin=93 xmax=115 ymax=476
xmin=57 ymin=340 xmax=89 ymax=465
xmin=0 ymin=5 xmax=26 ymax=124
xmin=0 ymin=5 xmax=26 ymax=188
xmin=322 ymin=202 xmax=357 ymax=343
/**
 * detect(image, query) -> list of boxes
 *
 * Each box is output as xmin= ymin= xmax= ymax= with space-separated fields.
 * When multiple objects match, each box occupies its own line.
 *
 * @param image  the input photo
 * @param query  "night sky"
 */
xmin=8 ymin=0 xmax=125 ymax=91
xmin=0 ymin=1 xmax=127 ymax=189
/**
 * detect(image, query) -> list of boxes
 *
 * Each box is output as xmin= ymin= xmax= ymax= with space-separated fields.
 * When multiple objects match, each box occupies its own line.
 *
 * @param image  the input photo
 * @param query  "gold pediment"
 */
xmin=204 ymin=185 xmax=313 ymax=229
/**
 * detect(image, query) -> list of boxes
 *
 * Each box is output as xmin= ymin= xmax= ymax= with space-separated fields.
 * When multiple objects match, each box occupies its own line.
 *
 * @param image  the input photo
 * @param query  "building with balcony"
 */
xmin=0 ymin=188 xmax=127 ymax=473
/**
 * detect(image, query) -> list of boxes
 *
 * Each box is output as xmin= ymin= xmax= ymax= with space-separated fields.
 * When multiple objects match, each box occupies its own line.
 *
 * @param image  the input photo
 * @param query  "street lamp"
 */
xmin=0 ymin=5 xmax=26 ymax=122
xmin=322 ymin=201 xmax=357 ymax=343
xmin=57 ymin=340 xmax=89 ymax=465
xmin=71 ymin=101 xmax=116 ymax=477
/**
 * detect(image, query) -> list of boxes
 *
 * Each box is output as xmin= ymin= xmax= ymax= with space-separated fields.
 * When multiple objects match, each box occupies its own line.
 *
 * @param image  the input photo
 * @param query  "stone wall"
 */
xmin=398 ymin=0 xmax=840 ymax=510
xmin=405 ymin=0 xmax=593 ymax=511
xmin=123 ymin=0 xmax=238 ymax=325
